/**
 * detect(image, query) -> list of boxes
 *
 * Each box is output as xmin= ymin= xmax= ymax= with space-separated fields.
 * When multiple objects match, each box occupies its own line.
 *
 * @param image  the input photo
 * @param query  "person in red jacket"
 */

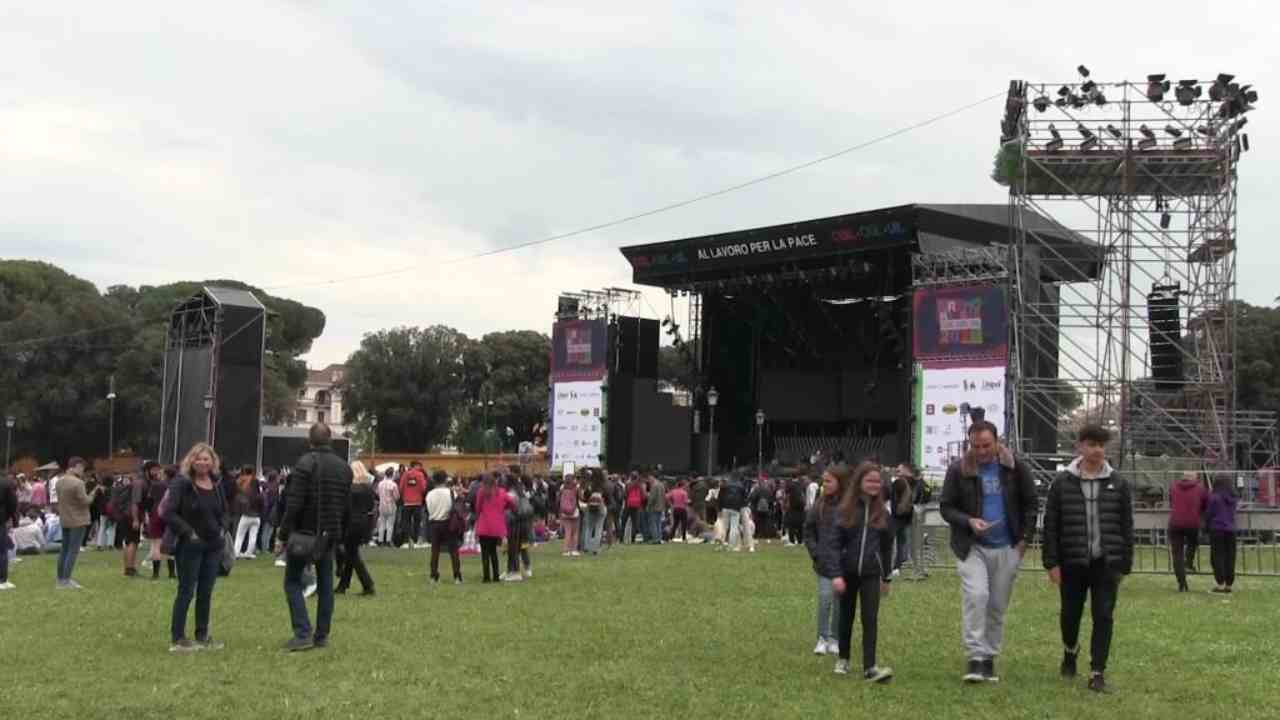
xmin=1168 ymin=471 xmax=1208 ymax=592
xmin=399 ymin=462 xmax=428 ymax=548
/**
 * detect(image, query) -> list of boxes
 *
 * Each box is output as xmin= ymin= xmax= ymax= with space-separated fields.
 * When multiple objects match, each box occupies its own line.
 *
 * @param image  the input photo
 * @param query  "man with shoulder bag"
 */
xmin=279 ymin=424 xmax=353 ymax=652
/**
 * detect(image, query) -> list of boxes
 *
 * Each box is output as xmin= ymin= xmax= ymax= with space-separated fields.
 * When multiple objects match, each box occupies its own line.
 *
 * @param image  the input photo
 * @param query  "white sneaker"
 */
xmin=834 ymin=659 xmax=850 ymax=675
xmin=825 ymin=639 xmax=840 ymax=655
xmin=891 ymin=569 xmax=901 ymax=579
xmin=523 ymin=569 xmax=532 ymax=579
xmin=304 ymin=583 xmax=317 ymax=598
xmin=0 ymin=581 xmax=14 ymax=590
xmin=274 ymin=558 xmax=287 ymax=567
xmin=813 ymin=640 xmax=827 ymax=656
xmin=749 ymin=546 xmax=756 ymax=553
xmin=864 ymin=666 xmax=894 ymax=683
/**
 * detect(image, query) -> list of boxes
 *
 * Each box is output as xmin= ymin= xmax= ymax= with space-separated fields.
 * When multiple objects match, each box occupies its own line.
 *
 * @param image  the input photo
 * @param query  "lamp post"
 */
xmin=106 ymin=375 xmax=117 ymax=461
xmin=756 ymin=409 xmax=766 ymax=478
xmin=370 ymin=415 xmax=378 ymax=463
xmin=706 ymin=387 xmax=719 ymax=475
xmin=202 ymin=393 xmax=215 ymax=443
xmin=4 ymin=415 xmax=14 ymax=470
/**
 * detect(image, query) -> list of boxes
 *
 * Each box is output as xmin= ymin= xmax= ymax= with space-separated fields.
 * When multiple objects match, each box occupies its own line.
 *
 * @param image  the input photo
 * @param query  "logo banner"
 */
xmin=916 ymin=364 xmax=1006 ymax=472
xmin=549 ymin=380 xmax=604 ymax=469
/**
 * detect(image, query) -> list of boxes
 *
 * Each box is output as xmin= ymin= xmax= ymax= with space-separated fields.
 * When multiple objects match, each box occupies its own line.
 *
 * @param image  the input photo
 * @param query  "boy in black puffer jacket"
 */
xmin=1043 ymin=423 xmax=1134 ymax=694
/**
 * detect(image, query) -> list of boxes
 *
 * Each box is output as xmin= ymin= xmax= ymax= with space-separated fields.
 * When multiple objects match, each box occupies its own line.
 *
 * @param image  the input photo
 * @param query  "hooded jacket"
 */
xmin=804 ymin=496 xmax=842 ymax=578
xmin=1168 ymin=477 xmax=1208 ymax=530
xmin=1042 ymin=458 xmax=1134 ymax=573
xmin=939 ymin=444 xmax=1038 ymax=560
xmin=816 ymin=495 xmax=894 ymax=581
xmin=1205 ymin=489 xmax=1238 ymax=532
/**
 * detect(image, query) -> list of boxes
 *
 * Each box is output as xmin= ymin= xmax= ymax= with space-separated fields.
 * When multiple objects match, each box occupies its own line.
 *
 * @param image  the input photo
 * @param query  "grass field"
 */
xmin=1 ymin=540 xmax=1274 ymax=719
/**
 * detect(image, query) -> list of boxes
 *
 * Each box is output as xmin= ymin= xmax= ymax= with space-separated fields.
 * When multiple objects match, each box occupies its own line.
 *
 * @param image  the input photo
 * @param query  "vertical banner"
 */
xmin=550 ymin=380 xmax=604 ymax=469
xmin=551 ymin=319 xmax=608 ymax=383
xmin=918 ymin=364 xmax=1006 ymax=472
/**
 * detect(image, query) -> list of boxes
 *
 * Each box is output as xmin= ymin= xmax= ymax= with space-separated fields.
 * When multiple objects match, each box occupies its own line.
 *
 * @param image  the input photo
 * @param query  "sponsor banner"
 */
xmin=918 ymin=364 xmax=1006 ymax=472
xmin=912 ymin=284 xmax=1009 ymax=362
xmin=551 ymin=319 xmax=608 ymax=382
xmin=549 ymin=380 xmax=604 ymax=469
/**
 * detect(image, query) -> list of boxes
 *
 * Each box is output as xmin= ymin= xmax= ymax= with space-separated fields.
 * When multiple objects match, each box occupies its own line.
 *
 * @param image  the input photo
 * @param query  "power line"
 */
xmin=2 ymin=90 xmax=1004 ymax=348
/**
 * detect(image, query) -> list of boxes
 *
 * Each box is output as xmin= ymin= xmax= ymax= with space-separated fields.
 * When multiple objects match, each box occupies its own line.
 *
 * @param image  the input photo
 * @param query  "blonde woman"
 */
xmin=336 ymin=461 xmax=376 ymax=595
xmin=163 ymin=443 xmax=228 ymax=653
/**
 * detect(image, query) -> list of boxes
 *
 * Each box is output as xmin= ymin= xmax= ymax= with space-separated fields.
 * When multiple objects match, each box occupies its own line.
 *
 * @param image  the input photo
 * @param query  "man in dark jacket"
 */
xmin=940 ymin=420 xmax=1038 ymax=684
xmin=1043 ymin=423 xmax=1133 ymax=694
xmin=279 ymin=423 xmax=353 ymax=652
xmin=717 ymin=474 xmax=747 ymax=550
xmin=0 ymin=473 xmax=18 ymax=590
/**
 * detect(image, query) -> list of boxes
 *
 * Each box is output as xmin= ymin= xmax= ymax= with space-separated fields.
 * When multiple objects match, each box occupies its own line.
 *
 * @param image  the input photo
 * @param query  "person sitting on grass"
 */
xmin=1042 ymin=422 xmax=1133 ymax=694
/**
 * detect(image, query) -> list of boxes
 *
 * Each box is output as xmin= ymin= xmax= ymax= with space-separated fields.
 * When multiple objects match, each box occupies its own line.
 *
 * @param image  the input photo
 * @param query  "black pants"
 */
xmin=1169 ymin=526 xmax=1199 ymax=586
xmin=0 ymin=528 xmax=10 ymax=583
xmin=479 ymin=536 xmax=501 ymax=581
xmin=835 ymin=575 xmax=881 ymax=671
xmin=404 ymin=505 xmax=424 ymax=545
xmin=336 ymin=538 xmax=374 ymax=592
xmin=621 ymin=507 xmax=642 ymax=543
xmin=429 ymin=521 xmax=461 ymax=581
xmin=1059 ymin=558 xmax=1120 ymax=673
xmin=507 ymin=520 xmax=531 ymax=574
xmin=1210 ymin=530 xmax=1236 ymax=587
xmin=785 ymin=512 xmax=804 ymax=544
xmin=670 ymin=508 xmax=688 ymax=541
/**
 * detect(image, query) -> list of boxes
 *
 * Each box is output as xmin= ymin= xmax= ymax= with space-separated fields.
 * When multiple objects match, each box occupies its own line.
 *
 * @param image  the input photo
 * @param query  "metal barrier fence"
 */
xmin=916 ymin=505 xmax=1280 ymax=577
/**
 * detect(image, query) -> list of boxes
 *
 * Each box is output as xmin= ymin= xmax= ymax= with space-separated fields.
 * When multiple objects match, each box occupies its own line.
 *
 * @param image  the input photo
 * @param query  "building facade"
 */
xmin=294 ymin=363 xmax=349 ymax=435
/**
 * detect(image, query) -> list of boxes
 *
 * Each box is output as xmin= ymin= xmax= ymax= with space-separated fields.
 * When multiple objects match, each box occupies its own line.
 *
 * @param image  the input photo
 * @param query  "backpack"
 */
xmin=110 ymin=480 xmax=134 ymax=523
xmin=559 ymin=487 xmax=578 ymax=516
xmin=755 ymin=492 xmax=770 ymax=514
xmin=530 ymin=489 xmax=548 ymax=517
xmin=517 ymin=493 xmax=534 ymax=519
xmin=447 ymin=496 xmax=467 ymax=537
xmin=788 ymin=481 xmax=806 ymax=512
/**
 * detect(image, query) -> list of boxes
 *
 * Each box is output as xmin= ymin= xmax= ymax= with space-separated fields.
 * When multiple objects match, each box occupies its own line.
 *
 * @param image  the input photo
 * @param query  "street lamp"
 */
xmin=4 ymin=415 xmax=15 ymax=470
xmin=706 ymin=387 xmax=719 ymax=475
xmin=756 ymin=409 xmax=766 ymax=478
xmin=106 ymin=375 xmax=117 ymax=461
xmin=370 ymin=415 xmax=378 ymax=462
xmin=202 ymin=393 xmax=215 ymax=443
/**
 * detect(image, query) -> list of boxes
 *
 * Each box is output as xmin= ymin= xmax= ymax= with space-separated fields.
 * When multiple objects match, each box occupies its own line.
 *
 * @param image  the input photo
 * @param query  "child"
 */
xmin=820 ymin=462 xmax=894 ymax=683
xmin=804 ymin=466 xmax=845 ymax=656
xmin=1042 ymin=423 xmax=1134 ymax=693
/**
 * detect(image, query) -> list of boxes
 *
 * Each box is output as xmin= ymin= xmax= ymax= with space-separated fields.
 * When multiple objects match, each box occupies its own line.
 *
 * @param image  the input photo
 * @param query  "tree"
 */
xmin=0 ymin=261 xmax=325 ymax=462
xmin=658 ymin=343 xmax=697 ymax=391
xmin=459 ymin=331 xmax=550 ymax=452
xmin=341 ymin=325 xmax=470 ymax=452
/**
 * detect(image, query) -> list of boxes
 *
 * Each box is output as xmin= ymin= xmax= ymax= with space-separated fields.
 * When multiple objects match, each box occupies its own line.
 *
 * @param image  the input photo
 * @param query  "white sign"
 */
xmin=550 ymin=380 xmax=604 ymax=469
xmin=918 ymin=365 xmax=1006 ymax=472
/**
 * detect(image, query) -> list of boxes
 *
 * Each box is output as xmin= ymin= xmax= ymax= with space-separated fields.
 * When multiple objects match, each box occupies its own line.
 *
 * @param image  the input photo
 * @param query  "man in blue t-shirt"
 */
xmin=940 ymin=420 xmax=1038 ymax=685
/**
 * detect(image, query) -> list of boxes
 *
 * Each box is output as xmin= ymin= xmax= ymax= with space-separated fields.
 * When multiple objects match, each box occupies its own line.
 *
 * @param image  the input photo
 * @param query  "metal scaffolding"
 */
xmin=998 ymin=71 xmax=1262 ymax=470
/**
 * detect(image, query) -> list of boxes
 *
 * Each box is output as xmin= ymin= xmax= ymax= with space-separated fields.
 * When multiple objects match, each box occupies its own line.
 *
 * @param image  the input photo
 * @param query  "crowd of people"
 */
xmin=0 ymin=419 xmax=1250 ymax=693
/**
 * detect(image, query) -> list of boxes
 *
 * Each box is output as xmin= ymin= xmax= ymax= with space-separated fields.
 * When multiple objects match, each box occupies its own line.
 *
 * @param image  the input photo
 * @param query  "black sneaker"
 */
xmin=1061 ymin=650 xmax=1079 ymax=678
xmin=313 ymin=637 xmax=328 ymax=649
xmin=864 ymin=666 xmax=894 ymax=683
xmin=1087 ymin=672 xmax=1106 ymax=693
xmin=284 ymin=636 xmax=315 ymax=652
xmin=982 ymin=658 xmax=999 ymax=683
xmin=963 ymin=659 xmax=985 ymax=683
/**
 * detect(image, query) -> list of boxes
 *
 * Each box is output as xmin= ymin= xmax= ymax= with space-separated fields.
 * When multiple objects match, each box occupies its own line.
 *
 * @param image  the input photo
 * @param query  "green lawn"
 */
xmin=1 ymin=541 xmax=1274 ymax=719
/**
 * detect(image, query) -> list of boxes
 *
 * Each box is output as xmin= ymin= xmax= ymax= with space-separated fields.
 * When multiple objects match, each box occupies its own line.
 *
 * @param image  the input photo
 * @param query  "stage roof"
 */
xmin=620 ymin=203 xmax=1099 ymax=287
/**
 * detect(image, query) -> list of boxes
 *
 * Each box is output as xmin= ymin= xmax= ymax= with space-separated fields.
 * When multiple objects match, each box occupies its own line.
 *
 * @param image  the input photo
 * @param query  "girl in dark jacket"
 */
xmin=820 ymin=462 xmax=894 ymax=682
xmin=336 ymin=461 xmax=376 ymax=595
xmin=1207 ymin=476 xmax=1238 ymax=593
xmin=804 ymin=466 xmax=847 ymax=656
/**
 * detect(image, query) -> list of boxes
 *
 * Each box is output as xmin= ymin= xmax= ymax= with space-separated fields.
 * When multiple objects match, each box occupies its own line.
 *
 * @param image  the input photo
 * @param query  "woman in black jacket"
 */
xmin=164 ymin=443 xmax=228 ymax=654
xmin=336 ymin=461 xmax=376 ymax=595
xmin=821 ymin=462 xmax=894 ymax=683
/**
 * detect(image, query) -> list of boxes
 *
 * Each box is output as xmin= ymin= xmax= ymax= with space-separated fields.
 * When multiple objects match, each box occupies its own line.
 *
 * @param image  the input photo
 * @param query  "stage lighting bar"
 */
xmin=1146 ymin=73 xmax=1170 ymax=102
xmin=1077 ymin=124 xmax=1098 ymax=150
xmin=1175 ymin=80 xmax=1201 ymax=106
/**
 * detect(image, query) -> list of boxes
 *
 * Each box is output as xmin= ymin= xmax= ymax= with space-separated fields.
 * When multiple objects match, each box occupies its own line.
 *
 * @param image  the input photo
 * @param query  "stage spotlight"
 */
xmin=1033 ymin=94 xmax=1050 ymax=112
xmin=1242 ymin=133 xmax=1250 ymax=151
xmin=1146 ymin=73 xmax=1170 ymax=102
xmin=1078 ymin=64 xmax=1090 ymax=78
xmin=1210 ymin=73 xmax=1235 ymax=101
xmin=1081 ymin=80 xmax=1096 ymax=94
xmin=1093 ymin=90 xmax=1107 ymax=106
xmin=1078 ymin=124 xmax=1098 ymax=150
xmin=1070 ymin=92 xmax=1087 ymax=109
xmin=1175 ymin=80 xmax=1201 ymax=106
xmin=1138 ymin=137 xmax=1158 ymax=151
xmin=1160 ymin=212 xmax=1171 ymax=229
xmin=1164 ymin=125 xmax=1183 ymax=138
xmin=662 ymin=317 xmax=671 ymax=327
xmin=1105 ymin=124 xmax=1123 ymax=139
xmin=1173 ymin=136 xmax=1193 ymax=150
xmin=1057 ymin=85 xmax=1070 ymax=97
xmin=1232 ymin=117 xmax=1249 ymax=133
xmin=1196 ymin=125 xmax=1214 ymax=137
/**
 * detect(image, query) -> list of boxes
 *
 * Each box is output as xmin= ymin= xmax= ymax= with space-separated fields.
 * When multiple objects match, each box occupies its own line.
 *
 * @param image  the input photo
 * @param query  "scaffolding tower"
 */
xmin=998 ymin=71 xmax=1261 ymax=471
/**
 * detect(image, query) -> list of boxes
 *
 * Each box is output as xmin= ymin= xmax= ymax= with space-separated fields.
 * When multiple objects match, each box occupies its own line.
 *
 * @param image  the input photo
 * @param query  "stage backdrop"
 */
xmin=914 ymin=363 xmax=1007 ymax=472
xmin=550 ymin=380 xmax=605 ymax=469
xmin=913 ymin=284 xmax=1009 ymax=362
xmin=551 ymin=319 xmax=608 ymax=383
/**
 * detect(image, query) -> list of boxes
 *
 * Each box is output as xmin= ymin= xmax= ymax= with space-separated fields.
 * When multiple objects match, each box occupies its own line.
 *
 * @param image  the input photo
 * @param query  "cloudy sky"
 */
xmin=2 ymin=1 xmax=1276 ymax=367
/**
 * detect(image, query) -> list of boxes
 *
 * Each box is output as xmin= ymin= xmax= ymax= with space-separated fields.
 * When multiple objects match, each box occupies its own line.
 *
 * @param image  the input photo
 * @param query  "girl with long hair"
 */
xmin=559 ymin=475 xmax=582 ymax=556
xmin=164 ymin=443 xmax=227 ymax=653
xmin=823 ymin=462 xmax=894 ymax=682
xmin=804 ymin=465 xmax=847 ymax=656
xmin=336 ymin=461 xmax=376 ymax=595
xmin=1207 ymin=476 xmax=1239 ymax=593
xmin=474 ymin=472 xmax=513 ymax=583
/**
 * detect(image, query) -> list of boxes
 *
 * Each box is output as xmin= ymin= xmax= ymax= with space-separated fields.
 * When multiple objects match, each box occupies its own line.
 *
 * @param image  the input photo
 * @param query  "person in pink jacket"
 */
xmin=474 ymin=473 xmax=513 ymax=583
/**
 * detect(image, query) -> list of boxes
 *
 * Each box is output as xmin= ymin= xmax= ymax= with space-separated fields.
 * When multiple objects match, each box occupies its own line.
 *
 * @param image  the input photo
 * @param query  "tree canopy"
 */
xmin=0 ymin=261 xmax=324 ymax=463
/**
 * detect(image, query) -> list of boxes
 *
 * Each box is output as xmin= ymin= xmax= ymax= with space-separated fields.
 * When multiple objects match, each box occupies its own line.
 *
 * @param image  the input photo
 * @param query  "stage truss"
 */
xmin=998 ymin=71 xmax=1270 ymax=470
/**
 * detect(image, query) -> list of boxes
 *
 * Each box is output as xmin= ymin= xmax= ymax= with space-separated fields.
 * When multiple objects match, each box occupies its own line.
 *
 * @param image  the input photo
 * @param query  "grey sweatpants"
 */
xmin=957 ymin=544 xmax=1021 ymax=661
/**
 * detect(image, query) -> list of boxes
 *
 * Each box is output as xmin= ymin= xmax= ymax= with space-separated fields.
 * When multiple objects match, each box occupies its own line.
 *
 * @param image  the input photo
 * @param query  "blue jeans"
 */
xmin=894 ymin=523 xmax=911 ymax=570
xmin=57 ymin=526 xmax=86 ymax=581
xmin=816 ymin=576 xmax=837 ymax=640
xmin=647 ymin=511 xmax=663 ymax=543
xmin=285 ymin=549 xmax=334 ymax=641
xmin=171 ymin=539 xmax=220 ymax=642
xmin=258 ymin=521 xmax=274 ymax=553
xmin=722 ymin=509 xmax=741 ymax=547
